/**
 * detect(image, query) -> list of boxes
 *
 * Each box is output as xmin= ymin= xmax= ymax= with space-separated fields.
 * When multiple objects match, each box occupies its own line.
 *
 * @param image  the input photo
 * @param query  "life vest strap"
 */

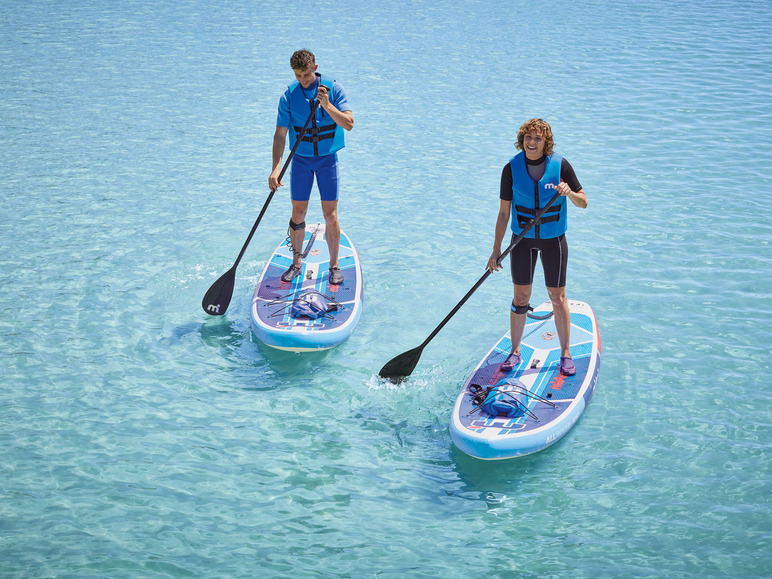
xmin=294 ymin=123 xmax=337 ymax=135
xmin=515 ymin=204 xmax=561 ymax=227
xmin=517 ymin=214 xmax=560 ymax=226
xmin=515 ymin=204 xmax=560 ymax=216
xmin=300 ymin=133 xmax=335 ymax=143
xmin=294 ymin=123 xmax=337 ymax=143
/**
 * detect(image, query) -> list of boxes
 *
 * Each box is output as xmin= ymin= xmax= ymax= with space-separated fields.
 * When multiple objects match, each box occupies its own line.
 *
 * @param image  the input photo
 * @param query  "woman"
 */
xmin=487 ymin=118 xmax=588 ymax=376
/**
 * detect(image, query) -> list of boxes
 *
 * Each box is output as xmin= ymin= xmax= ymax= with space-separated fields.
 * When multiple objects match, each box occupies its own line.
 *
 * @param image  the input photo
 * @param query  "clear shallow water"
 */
xmin=2 ymin=0 xmax=770 ymax=577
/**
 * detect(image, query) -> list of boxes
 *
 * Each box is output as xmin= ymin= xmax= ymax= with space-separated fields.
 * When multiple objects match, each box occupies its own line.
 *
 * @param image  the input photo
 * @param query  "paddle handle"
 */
xmin=231 ymin=100 xmax=321 ymax=270
xmin=420 ymin=191 xmax=561 ymax=348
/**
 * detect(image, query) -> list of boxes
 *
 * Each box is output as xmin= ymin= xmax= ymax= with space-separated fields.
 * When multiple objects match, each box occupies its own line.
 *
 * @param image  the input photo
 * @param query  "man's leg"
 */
xmin=289 ymin=200 xmax=309 ymax=267
xmin=321 ymin=200 xmax=340 ymax=269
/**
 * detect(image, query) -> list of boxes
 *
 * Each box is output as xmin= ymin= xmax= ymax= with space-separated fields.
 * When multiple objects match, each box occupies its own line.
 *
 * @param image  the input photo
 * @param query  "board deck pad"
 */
xmin=250 ymin=223 xmax=363 ymax=351
xmin=450 ymin=300 xmax=600 ymax=460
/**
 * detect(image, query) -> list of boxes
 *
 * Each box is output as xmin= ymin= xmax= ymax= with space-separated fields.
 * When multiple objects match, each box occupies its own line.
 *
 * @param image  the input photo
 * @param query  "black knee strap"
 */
xmin=289 ymin=219 xmax=306 ymax=231
xmin=511 ymin=301 xmax=530 ymax=315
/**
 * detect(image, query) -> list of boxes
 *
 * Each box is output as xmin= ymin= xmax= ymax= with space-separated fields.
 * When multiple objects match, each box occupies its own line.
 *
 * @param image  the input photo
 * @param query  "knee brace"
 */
xmin=289 ymin=219 xmax=306 ymax=231
xmin=511 ymin=301 xmax=530 ymax=315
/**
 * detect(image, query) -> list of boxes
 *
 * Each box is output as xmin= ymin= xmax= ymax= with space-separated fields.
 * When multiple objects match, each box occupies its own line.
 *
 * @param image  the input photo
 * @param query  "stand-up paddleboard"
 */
xmin=450 ymin=300 xmax=600 ymax=460
xmin=251 ymin=223 xmax=363 ymax=352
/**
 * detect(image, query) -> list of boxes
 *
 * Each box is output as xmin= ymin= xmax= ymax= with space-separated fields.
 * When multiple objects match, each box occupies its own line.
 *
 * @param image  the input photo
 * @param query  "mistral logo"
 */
xmin=206 ymin=303 xmax=221 ymax=314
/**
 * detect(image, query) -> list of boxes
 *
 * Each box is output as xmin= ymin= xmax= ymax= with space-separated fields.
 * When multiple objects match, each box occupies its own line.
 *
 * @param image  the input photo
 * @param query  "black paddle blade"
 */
xmin=201 ymin=268 xmax=235 ymax=316
xmin=378 ymin=345 xmax=424 ymax=382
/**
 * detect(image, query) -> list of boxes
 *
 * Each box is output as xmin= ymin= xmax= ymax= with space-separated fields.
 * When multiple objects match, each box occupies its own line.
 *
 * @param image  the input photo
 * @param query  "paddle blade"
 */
xmin=378 ymin=345 xmax=424 ymax=382
xmin=202 ymin=268 xmax=235 ymax=316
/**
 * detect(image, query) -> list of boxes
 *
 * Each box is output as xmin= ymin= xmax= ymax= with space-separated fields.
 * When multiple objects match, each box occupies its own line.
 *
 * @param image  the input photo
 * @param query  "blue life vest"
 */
xmin=287 ymin=73 xmax=345 ymax=157
xmin=509 ymin=152 xmax=566 ymax=239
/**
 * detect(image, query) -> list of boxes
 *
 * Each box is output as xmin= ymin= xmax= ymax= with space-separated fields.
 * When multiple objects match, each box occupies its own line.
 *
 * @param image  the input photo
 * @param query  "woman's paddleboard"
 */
xmin=250 ymin=223 xmax=363 ymax=352
xmin=450 ymin=300 xmax=600 ymax=460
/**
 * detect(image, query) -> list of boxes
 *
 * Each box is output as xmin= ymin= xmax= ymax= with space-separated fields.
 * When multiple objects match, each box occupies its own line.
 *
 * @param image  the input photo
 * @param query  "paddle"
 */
xmin=202 ymin=100 xmax=321 ymax=316
xmin=378 ymin=190 xmax=561 ymax=380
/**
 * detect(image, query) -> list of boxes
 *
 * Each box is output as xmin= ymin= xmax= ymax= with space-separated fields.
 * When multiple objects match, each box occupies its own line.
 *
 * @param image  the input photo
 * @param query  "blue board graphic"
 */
xmin=450 ymin=300 xmax=600 ymax=459
xmin=251 ymin=224 xmax=363 ymax=351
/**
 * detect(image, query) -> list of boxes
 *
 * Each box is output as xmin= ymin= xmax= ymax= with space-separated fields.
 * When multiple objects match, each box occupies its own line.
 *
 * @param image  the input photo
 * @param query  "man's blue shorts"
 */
xmin=290 ymin=153 xmax=339 ymax=202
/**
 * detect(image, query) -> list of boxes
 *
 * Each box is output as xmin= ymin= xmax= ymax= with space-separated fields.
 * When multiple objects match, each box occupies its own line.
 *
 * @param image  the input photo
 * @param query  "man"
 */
xmin=487 ymin=118 xmax=588 ymax=376
xmin=269 ymin=49 xmax=354 ymax=285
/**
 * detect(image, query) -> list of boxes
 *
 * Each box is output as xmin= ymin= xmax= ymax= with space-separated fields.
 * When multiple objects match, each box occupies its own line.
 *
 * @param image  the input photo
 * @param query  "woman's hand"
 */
xmin=556 ymin=181 xmax=572 ymax=197
xmin=557 ymin=181 xmax=588 ymax=208
xmin=487 ymin=249 xmax=502 ymax=273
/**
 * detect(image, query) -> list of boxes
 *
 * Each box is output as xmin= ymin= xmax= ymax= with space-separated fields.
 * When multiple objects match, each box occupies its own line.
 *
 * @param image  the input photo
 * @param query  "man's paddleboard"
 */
xmin=250 ymin=223 xmax=363 ymax=352
xmin=450 ymin=300 xmax=600 ymax=460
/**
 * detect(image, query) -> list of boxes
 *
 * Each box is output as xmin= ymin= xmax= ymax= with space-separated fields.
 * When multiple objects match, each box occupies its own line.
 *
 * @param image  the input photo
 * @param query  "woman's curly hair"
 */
xmin=516 ymin=118 xmax=554 ymax=156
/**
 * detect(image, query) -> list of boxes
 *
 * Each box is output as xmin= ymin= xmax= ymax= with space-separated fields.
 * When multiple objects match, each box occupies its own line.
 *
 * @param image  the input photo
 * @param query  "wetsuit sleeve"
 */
xmin=332 ymin=81 xmax=351 ymax=113
xmin=560 ymin=158 xmax=582 ymax=192
xmin=500 ymin=164 xmax=513 ymax=201
xmin=276 ymin=90 xmax=291 ymax=128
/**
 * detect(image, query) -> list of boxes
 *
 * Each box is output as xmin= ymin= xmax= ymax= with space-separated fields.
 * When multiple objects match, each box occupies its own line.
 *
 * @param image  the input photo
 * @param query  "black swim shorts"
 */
xmin=509 ymin=234 xmax=568 ymax=288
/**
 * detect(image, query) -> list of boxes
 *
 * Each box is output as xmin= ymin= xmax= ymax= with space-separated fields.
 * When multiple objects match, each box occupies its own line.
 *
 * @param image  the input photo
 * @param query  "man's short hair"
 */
xmin=290 ymin=49 xmax=316 ymax=71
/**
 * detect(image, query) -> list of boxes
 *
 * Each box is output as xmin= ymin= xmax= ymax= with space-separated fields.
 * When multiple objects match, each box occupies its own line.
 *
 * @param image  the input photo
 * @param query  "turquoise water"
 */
xmin=2 ymin=0 xmax=770 ymax=576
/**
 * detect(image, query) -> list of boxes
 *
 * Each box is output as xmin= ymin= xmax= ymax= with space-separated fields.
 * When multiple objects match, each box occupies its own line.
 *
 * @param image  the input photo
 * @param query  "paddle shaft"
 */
xmin=418 ymin=191 xmax=561 ymax=349
xmin=229 ymin=100 xmax=320 ymax=271
xmin=201 ymin=100 xmax=321 ymax=316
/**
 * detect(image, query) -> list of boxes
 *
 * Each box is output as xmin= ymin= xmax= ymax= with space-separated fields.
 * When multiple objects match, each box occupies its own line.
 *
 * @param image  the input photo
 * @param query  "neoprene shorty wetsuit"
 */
xmin=500 ymin=156 xmax=582 ymax=288
xmin=276 ymin=74 xmax=351 ymax=202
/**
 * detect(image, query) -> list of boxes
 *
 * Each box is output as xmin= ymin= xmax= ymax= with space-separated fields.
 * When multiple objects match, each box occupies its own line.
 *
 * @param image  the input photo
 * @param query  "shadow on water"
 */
xmin=451 ymin=445 xmax=536 ymax=491
xmin=168 ymin=317 xmax=245 ymax=350
xmin=449 ymin=433 xmax=574 ymax=498
xmin=184 ymin=315 xmax=336 ymax=375
xmin=201 ymin=317 xmax=243 ymax=347
xmin=249 ymin=332 xmax=336 ymax=375
xmin=168 ymin=316 xmax=331 ymax=386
